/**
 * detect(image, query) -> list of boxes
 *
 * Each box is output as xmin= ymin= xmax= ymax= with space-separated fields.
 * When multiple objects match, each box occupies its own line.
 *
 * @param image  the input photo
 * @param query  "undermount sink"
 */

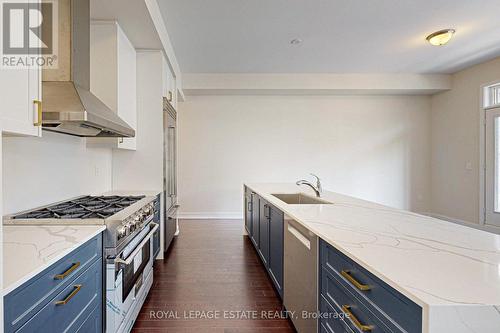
xmin=271 ymin=193 xmax=332 ymax=205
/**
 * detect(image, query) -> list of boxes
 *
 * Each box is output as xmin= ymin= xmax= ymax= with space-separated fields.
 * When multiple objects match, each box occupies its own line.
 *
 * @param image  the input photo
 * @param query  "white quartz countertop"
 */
xmin=246 ymin=183 xmax=500 ymax=309
xmin=2 ymin=225 xmax=105 ymax=295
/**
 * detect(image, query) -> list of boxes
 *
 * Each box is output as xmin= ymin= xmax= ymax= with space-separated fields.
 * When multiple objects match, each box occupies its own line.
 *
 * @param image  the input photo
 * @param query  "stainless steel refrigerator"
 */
xmin=163 ymin=97 xmax=178 ymax=253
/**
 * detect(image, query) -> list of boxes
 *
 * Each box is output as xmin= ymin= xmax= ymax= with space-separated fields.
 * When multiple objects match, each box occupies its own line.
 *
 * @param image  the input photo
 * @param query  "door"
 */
xmin=0 ymin=57 xmax=41 ymax=136
xmin=0 ymin=0 xmax=42 ymax=137
xmin=485 ymin=107 xmax=500 ymax=226
xmin=268 ymin=205 xmax=284 ymax=298
xmin=245 ymin=189 xmax=252 ymax=235
xmin=259 ymin=200 xmax=270 ymax=266
xmin=251 ymin=194 xmax=260 ymax=247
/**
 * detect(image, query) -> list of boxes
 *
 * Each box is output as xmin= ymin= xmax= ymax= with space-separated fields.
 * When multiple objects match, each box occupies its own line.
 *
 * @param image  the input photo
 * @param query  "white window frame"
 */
xmin=480 ymin=82 xmax=500 ymax=226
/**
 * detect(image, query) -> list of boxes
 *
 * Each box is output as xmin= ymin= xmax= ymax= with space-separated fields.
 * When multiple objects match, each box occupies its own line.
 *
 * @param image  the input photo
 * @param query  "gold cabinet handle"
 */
xmin=54 ymin=262 xmax=80 ymax=280
xmin=342 ymin=305 xmax=373 ymax=331
xmin=55 ymin=284 xmax=82 ymax=306
xmin=341 ymin=270 xmax=371 ymax=291
xmin=33 ymin=100 xmax=42 ymax=126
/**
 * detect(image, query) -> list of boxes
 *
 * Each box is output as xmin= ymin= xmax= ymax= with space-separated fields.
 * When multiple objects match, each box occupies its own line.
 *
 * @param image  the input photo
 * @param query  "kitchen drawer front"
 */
xmin=321 ymin=269 xmax=392 ymax=333
xmin=320 ymin=240 xmax=421 ymax=333
xmin=75 ymin=305 xmax=102 ymax=333
xmin=320 ymin=295 xmax=355 ymax=333
xmin=18 ymin=258 xmax=103 ymax=333
xmin=4 ymin=234 xmax=103 ymax=333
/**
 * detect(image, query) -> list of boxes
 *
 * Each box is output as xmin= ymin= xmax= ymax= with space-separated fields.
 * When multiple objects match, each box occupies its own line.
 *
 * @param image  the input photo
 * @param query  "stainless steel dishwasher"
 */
xmin=284 ymin=216 xmax=318 ymax=333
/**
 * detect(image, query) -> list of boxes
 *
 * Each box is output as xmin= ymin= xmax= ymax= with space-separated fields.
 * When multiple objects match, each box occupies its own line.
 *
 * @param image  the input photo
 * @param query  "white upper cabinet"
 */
xmin=0 ymin=0 xmax=42 ymax=138
xmin=0 ymin=66 xmax=42 ymax=137
xmin=162 ymin=55 xmax=177 ymax=110
xmin=88 ymin=21 xmax=137 ymax=150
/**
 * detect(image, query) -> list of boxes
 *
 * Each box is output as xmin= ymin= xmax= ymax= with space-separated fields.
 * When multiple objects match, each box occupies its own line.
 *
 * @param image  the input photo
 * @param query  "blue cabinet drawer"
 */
xmin=320 ymin=295 xmax=354 ymax=333
xmin=320 ymin=240 xmax=421 ymax=333
xmin=18 ymin=258 xmax=102 ymax=333
xmin=75 ymin=304 xmax=101 ymax=333
xmin=321 ymin=268 xmax=393 ymax=333
xmin=4 ymin=234 xmax=102 ymax=333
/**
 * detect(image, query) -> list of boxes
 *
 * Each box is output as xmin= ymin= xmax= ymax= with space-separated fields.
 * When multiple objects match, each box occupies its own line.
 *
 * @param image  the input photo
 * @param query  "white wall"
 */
xmin=430 ymin=57 xmax=500 ymax=225
xmin=178 ymin=95 xmax=431 ymax=218
xmin=2 ymin=132 xmax=112 ymax=214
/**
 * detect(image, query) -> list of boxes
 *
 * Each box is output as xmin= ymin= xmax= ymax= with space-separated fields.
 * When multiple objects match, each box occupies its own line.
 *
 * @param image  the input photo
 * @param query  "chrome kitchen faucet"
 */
xmin=296 ymin=173 xmax=322 ymax=197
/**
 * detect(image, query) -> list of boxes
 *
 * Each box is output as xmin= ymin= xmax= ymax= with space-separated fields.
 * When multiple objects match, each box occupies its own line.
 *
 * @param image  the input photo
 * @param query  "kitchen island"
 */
xmin=245 ymin=183 xmax=500 ymax=333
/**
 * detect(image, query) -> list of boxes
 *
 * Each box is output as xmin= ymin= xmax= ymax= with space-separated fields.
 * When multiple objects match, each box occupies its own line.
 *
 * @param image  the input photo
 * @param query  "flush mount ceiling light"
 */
xmin=426 ymin=29 xmax=456 ymax=46
xmin=290 ymin=38 xmax=302 ymax=45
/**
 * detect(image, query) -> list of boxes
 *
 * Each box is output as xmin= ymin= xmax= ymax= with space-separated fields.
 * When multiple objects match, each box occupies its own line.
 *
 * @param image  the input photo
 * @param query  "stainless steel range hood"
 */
xmin=41 ymin=0 xmax=135 ymax=137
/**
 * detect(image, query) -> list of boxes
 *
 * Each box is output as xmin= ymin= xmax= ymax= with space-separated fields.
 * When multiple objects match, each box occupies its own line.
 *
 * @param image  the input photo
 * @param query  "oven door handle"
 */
xmin=115 ymin=222 xmax=159 ymax=266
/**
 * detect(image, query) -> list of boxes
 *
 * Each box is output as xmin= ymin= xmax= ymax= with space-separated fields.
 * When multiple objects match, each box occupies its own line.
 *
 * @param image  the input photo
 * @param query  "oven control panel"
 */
xmin=117 ymin=202 xmax=156 ymax=241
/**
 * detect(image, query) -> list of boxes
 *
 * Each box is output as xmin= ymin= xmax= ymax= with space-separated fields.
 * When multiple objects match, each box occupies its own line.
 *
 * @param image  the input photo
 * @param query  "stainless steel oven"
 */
xmin=106 ymin=221 xmax=158 ymax=332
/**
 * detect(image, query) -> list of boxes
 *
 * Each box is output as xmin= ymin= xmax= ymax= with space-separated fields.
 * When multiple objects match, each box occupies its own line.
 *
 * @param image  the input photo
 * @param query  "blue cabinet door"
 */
xmin=245 ymin=188 xmax=253 ymax=235
xmin=268 ymin=205 xmax=284 ymax=298
xmin=4 ymin=234 xmax=103 ymax=333
xmin=17 ymin=259 xmax=103 ymax=333
xmin=251 ymin=194 xmax=260 ymax=247
xmin=258 ymin=200 xmax=270 ymax=266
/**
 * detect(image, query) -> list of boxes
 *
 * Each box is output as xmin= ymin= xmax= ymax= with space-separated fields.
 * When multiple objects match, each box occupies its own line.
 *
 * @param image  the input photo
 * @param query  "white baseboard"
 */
xmin=425 ymin=212 xmax=500 ymax=234
xmin=177 ymin=212 xmax=243 ymax=219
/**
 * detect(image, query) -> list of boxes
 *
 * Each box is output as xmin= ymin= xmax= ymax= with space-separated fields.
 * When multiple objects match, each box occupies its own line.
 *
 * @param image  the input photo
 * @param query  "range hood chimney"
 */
xmin=41 ymin=0 xmax=135 ymax=137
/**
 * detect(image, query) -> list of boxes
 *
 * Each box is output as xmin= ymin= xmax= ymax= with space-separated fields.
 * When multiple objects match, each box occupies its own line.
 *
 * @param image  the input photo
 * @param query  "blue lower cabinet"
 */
xmin=319 ymin=295 xmax=354 ymax=333
xmin=251 ymin=193 xmax=260 ymax=247
xmin=319 ymin=239 xmax=422 ymax=333
xmin=18 ymin=259 xmax=102 ymax=333
xmin=76 ymin=305 xmax=102 ymax=333
xmin=258 ymin=199 xmax=270 ymax=265
xmin=268 ymin=204 xmax=283 ymax=298
xmin=245 ymin=191 xmax=284 ymax=300
xmin=4 ymin=234 xmax=103 ymax=333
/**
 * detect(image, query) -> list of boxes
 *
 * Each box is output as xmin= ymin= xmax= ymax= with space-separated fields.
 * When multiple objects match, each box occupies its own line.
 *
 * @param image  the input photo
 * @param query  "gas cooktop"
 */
xmin=12 ymin=195 xmax=145 ymax=220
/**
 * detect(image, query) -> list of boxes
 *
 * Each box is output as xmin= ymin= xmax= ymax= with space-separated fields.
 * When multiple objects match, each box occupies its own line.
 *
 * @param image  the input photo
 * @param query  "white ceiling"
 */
xmin=158 ymin=0 xmax=500 ymax=74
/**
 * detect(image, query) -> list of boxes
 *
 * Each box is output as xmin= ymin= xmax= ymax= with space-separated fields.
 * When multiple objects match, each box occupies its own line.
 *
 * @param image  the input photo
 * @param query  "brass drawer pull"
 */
xmin=33 ymin=100 xmax=42 ymax=126
xmin=342 ymin=305 xmax=373 ymax=331
xmin=54 ymin=262 xmax=80 ymax=280
xmin=341 ymin=270 xmax=371 ymax=291
xmin=55 ymin=284 xmax=82 ymax=306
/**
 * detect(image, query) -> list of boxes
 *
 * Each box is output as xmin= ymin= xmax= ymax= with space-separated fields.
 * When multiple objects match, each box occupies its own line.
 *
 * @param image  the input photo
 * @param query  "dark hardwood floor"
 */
xmin=132 ymin=219 xmax=296 ymax=333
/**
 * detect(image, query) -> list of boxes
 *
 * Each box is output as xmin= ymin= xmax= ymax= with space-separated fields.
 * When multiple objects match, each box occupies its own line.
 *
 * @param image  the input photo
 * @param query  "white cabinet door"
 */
xmin=0 ymin=0 xmax=42 ymax=137
xmin=0 ymin=67 xmax=41 ymax=137
xmin=88 ymin=21 xmax=136 ymax=150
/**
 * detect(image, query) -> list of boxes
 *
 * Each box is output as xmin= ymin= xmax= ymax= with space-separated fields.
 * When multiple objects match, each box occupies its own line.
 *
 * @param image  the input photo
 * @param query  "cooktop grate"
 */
xmin=13 ymin=196 xmax=145 ymax=219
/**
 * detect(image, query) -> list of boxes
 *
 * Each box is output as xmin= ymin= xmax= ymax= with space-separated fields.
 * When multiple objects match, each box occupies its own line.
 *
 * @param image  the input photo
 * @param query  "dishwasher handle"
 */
xmin=287 ymin=223 xmax=311 ymax=250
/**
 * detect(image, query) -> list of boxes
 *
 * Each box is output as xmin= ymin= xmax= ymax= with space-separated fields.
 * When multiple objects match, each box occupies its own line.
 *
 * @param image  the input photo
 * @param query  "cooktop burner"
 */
xmin=13 ymin=195 xmax=145 ymax=220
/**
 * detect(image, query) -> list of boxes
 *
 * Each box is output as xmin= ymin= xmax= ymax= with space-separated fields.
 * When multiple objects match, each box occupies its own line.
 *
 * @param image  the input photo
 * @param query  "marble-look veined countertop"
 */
xmin=2 ymin=225 xmax=105 ymax=295
xmin=246 ymin=183 xmax=500 ymax=332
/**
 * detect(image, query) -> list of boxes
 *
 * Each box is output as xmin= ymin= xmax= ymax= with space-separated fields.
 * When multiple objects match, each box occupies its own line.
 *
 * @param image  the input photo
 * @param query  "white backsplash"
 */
xmin=2 ymin=131 xmax=112 ymax=215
